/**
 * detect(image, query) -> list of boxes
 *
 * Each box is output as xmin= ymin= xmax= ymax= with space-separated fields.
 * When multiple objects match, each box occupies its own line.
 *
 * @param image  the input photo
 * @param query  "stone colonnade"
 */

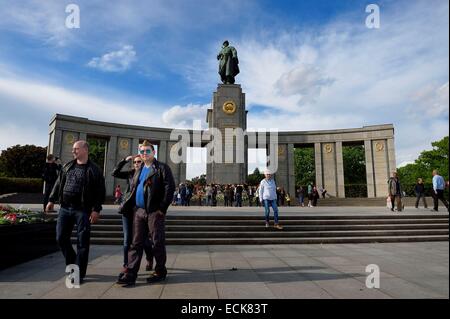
xmin=48 ymin=114 xmax=395 ymax=197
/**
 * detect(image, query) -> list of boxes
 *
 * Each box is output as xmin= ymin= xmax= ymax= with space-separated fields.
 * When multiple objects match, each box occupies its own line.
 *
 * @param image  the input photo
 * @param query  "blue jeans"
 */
xmin=122 ymin=213 xmax=153 ymax=267
xmin=56 ymin=207 xmax=90 ymax=279
xmin=263 ymin=199 xmax=279 ymax=224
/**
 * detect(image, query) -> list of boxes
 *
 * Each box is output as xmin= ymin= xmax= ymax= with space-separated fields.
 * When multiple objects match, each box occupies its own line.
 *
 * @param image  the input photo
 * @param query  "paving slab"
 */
xmin=0 ymin=242 xmax=447 ymax=299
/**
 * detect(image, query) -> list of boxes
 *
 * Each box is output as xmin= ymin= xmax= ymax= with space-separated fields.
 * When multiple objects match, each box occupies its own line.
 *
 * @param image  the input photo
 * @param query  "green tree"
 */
xmin=87 ymin=137 xmax=107 ymax=171
xmin=294 ymin=147 xmax=315 ymax=187
xmin=0 ymin=144 xmax=47 ymax=178
xmin=343 ymin=145 xmax=366 ymax=184
xmin=398 ymin=136 xmax=449 ymax=185
xmin=247 ymin=167 xmax=264 ymax=186
xmin=190 ymin=174 xmax=206 ymax=186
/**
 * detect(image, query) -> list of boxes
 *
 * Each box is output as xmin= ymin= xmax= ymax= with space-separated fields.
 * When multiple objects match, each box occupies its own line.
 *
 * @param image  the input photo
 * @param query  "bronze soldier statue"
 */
xmin=217 ymin=40 xmax=240 ymax=84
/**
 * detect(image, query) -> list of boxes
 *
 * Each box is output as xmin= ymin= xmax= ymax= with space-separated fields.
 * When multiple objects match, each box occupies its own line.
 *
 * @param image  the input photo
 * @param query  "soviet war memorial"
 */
xmin=0 ymin=0 xmax=448 ymax=313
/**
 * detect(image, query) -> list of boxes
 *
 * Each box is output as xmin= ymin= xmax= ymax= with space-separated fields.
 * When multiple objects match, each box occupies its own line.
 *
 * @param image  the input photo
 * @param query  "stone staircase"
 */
xmin=307 ymin=197 xmax=435 ymax=207
xmin=72 ymin=214 xmax=449 ymax=245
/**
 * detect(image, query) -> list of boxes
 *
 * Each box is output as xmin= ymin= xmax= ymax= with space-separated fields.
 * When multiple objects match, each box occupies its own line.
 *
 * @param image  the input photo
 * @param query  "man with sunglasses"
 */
xmin=117 ymin=140 xmax=175 ymax=286
xmin=112 ymin=154 xmax=154 ymax=280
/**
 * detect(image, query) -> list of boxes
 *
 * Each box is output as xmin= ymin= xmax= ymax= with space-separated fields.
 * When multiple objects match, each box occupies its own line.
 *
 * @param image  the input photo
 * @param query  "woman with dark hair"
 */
xmin=414 ymin=178 xmax=428 ymax=209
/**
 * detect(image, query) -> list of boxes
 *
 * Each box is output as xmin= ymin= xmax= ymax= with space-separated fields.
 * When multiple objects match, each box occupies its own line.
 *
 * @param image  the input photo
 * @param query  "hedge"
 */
xmin=0 ymin=178 xmax=43 ymax=195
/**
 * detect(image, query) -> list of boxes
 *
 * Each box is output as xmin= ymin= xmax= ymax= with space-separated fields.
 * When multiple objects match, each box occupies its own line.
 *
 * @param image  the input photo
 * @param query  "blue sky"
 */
xmin=0 ymin=0 xmax=448 ymax=178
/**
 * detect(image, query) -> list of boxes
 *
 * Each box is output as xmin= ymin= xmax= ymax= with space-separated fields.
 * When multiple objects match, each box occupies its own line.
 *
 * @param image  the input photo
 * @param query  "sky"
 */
xmin=0 ymin=0 xmax=448 ymax=179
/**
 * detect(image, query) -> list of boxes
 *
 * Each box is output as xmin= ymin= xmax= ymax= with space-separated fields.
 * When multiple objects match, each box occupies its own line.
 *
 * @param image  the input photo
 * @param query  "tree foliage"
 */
xmin=0 ymin=145 xmax=47 ymax=178
xmin=190 ymin=174 xmax=207 ymax=186
xmin=247 ymin=167 xmax=264 ymax=186
xmin=343 ymin=145 xmax=366 ymax=184
xmin=398 ymin=136 xmax=449 ymax=185
xmin=294 ymin=147 xmax=315 ymax=187
xmin=87 ymin=138 xmax=107 ymax=171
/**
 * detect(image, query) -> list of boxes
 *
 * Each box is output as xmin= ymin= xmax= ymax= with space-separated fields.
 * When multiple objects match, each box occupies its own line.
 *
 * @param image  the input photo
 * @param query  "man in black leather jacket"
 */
xmin=117 ymin=140 xmax=175 ymax=286
xmin=46 ymin=140 xmax=105 ymax=282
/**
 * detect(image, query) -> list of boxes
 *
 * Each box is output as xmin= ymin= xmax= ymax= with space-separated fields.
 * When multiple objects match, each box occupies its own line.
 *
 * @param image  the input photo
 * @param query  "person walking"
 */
xmin=431 ymin=170 xmax=449 ymax=212
xmin=414 ymin=178 xmax=428 ymax=209
xmin=247 ymin=186 xmax=254 ymax=207
xmin=224 ymin=185 xmax=230 ymax=207
xmin=255 ymin=185 xmax=260 ymax=207
xmin=297 ymin=186 xmax=305 ymax=207
xmin=116 ymin=140 xmax=175 ymax=286
xmin=388 ymin=171 xmax=403 ymax=212
xmin=259 ymin=169 xmax=283 ymax=230
xmin=235 ymin=184 xmax=243 ymax=207
xmin=42 ymin=154 xmax=61 ymax=212
xmin=46 ymin=140 xmax=105 ymax=283
xmin=307 ymin=183 xmax=313 ymax=207
xmin=112 ymin=154 xmax=154 ymax=280
xmin=312 ymin=186 xmax=319 ymax=207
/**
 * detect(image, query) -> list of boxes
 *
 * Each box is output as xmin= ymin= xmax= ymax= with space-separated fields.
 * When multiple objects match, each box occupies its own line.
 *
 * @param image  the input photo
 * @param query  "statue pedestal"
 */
xmin=206 ymin=84 xmax=248 ymax=185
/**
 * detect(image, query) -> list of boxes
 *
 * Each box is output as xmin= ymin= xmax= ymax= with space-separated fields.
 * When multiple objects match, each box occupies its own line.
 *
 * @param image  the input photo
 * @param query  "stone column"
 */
xmin=287 ymin=143 xmax=296 ymax=199
xmin=114 ymin=137 xmax=132 ymax=194
xmin=321 ymin=142 xmax=338 ymax=197
xmin=314 ymin=142 xmax=323 ymax=189
xmin=335 ymin=141 xmax=345 ymax=198
xmin=386 ymin=138 xmax=397 ymax=174
xmin=50 ymin=129 xmax=63 ymax=159
xmin=61 ymin=131 xmax=79 ymax=164
xmin=166 ymin=141 xmax=185 ymax=185
xmin=274 ymin=144 xmax=288 ymax=191
xmin=104 ymin=136 xmax=118 ymax=196
xmin=158 ymin=140 xmax=167 ymax=163
xmin=364 ymin=140 xmax=376 ymax=198
xmin=372 ymin=139 xmax=389 ymax=197
xmin=131 ymin=138 xmax=140 ymax=155
xmin=207 ymin=84 xmax=247 ymax=184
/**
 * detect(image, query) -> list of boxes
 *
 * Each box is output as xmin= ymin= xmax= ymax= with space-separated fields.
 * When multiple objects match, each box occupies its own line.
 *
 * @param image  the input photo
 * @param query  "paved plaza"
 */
xmin=0 ymin=240 xmax=448 ymax=299
xmin=1 ymin=205 xmax=448 ymax=299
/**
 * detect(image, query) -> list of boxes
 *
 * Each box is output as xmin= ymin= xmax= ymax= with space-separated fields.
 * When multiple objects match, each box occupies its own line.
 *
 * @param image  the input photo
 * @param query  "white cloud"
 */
xmin=0 ymin=123 xmax=47 ymax=153
xmin=0 ymin=75 xmax=167 ymax=132
xmin=411 ymin=82 xmax=449 ymax=118
xmin=275 ymin=64 xmax=335 ymax=104
xmin=162 ymin=104 xmax=210 ymax=128
xmin=87 ymin=45 xmax=136 ymax=72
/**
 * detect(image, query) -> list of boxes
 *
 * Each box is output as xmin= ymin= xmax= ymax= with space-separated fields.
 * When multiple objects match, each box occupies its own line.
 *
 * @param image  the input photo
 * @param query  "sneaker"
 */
xmin=146 ymin=272 xmax=167 ymax=283
xmin=145 ymin=262 xmax=153 ymax=271
xmin=274 ymin=224 xmax=283 ymax=230
xmin=265 ymin=222 xmax=269 ymax=228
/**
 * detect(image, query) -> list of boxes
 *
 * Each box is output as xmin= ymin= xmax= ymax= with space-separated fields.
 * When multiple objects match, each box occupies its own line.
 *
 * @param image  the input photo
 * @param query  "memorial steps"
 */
xmin=71 ymin=214 xmax=449 ymax=245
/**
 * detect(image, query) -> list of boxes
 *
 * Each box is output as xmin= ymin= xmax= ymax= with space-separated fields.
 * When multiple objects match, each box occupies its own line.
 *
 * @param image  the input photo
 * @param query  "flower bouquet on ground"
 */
xmin=0 ymin=205 xmax=53 ymax=225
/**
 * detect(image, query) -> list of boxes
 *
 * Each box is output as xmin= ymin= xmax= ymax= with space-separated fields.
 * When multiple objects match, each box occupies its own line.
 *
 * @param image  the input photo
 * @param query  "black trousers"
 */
xmin=43 ymin=182 xmax=55 ymax=211
xmin=415 ymin=193 xmax=428 ymax=208
xmin=432 ymin=190 xmax=449 ymax=211
xmin=127 ymin=208 xmax=167 ymax=277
